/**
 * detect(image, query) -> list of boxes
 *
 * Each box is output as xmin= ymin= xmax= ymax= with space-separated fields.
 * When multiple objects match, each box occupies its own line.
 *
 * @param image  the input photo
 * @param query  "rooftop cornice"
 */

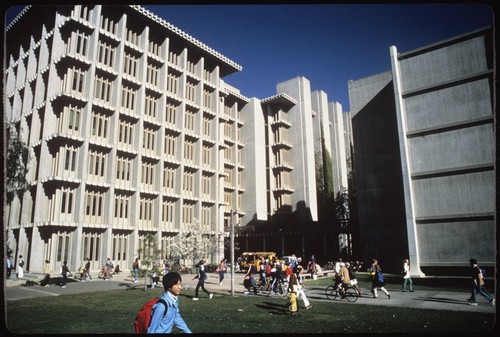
xmin=130 ymin=5 xmax=242 ymax=75
xmin=261 ymin=93 xmax=297 ymax=106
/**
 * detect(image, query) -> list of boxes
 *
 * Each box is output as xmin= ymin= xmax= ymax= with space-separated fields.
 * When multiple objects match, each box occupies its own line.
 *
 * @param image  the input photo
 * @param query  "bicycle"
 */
xmin=268 ymin=276 xmax=288 ymax=297
xmin=325 ymin=283 xmax=359 ymax=302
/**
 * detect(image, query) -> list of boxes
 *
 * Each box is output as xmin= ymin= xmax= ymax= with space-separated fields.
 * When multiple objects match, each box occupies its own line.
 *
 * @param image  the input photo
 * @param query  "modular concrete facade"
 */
xmin=350 ymin=27 xmax=495 ymax=275
xmin=4 ymin=5 xmax=350 ymax=273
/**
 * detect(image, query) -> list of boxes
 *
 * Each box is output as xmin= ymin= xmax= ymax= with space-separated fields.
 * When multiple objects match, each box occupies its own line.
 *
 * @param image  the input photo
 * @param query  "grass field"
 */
xmin=5 ymin=274 xmax=496 ymax=334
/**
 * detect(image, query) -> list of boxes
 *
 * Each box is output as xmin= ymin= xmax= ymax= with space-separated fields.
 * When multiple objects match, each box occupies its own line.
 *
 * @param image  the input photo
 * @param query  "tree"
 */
xmin=6 ymin=122 xmax=31 ymax=205
xmin=137 ymin=234 xmax=162 ymax=291
xmin=169 ymin=220 xmax=215 ymax=270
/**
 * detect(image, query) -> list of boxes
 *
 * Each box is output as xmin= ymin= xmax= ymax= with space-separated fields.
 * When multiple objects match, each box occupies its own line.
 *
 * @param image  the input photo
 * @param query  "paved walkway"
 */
xmin=4 ymin=271 xmax=496 ymax=314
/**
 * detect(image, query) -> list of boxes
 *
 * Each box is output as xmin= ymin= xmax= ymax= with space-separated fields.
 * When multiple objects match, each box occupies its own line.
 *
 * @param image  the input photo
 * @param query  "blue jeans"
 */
xmin=471 ymin=285 xmax=493 ymax=303
xmin=403 ymin=277 xmax=413 ymax=291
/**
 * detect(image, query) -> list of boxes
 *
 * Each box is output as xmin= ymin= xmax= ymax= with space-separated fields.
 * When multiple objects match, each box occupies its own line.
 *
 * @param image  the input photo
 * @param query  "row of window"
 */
xmin=47 ymin=186 xmax=220 ymax=228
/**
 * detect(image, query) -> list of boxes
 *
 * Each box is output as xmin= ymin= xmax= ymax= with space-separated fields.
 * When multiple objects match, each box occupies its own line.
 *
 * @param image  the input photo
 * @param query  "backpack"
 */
xmin=480 ymin=267 xmax=487 ymax=278
xmin=134 ymin=297 xmax=168 ymax=334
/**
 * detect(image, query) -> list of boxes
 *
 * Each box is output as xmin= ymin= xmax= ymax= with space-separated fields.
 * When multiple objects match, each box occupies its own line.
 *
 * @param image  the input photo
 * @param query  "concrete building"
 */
xmin=349 ymin=27 xmax=495 ymax=275
xmin=4 ymin=5 xmax=350 ymax=273
xmin=4 ymin=5 xmax=249 ymax=273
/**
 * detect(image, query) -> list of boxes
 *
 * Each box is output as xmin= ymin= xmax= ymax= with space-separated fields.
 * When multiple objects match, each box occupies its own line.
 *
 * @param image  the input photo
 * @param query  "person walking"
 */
xmin=217 ymin=258 xmax=227 ymax=285
xmin=132 ymin=257 xmax=140 ymax=283
xmin=147 ymin=271 xmax=192 ymax=333
xmin=6 ymin=256 xmax=13 ymax=278
xmin=61 ymin=260 xmax=72 ymax=288
xmin=296 ymin=265 xmax=312 ymax=309
xmin=192 ymin=260 xmax=213 ymax=301
xmin=83 ymin=257 xmax=92 ymax=281
xmin=369 ymin=259 xmax=390 ymax=299
xmin=402 ymin=258 xmax=413 ymax=292
xmin=41 ymin=259 xmax=51 ymax=287
xmin=244 ymin=261 xmax=258 ymax=295
xmin=104 ymin=257 xmax=114 ymax=280
xmin=467 ymin=258 xmax=495 ymax=306
xmin=17 ymin=255 xmax=25 ymax=278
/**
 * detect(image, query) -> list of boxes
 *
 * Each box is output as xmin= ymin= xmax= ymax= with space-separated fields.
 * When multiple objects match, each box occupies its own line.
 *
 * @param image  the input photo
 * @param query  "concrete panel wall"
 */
xmin=412 ymin=171 xmax=495 ymax=218
xmin=399 ymin=36 xmax=489 ymax=92
xmin=409 ymin=124 xmax=494 ymax=173
xmin=404 ymin=79 xmax=492 ymax=132
xmin=417 ymin=220 xmax=495 ymax=265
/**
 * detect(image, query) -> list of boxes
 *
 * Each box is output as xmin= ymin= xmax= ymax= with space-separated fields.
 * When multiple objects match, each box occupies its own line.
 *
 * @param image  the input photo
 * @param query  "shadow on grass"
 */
xmin=255 ymin=301 xmax=289 ymax=315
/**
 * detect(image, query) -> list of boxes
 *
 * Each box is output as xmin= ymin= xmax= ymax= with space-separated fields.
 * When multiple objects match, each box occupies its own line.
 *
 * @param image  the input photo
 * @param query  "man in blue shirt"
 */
xmin=147 ymin=272 xmax=192 ymax=333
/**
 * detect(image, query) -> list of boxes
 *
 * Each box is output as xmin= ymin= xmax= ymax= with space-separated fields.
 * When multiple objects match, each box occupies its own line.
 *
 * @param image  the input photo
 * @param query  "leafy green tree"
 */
xmin=6 ymin=122 xmax=30 ymax=205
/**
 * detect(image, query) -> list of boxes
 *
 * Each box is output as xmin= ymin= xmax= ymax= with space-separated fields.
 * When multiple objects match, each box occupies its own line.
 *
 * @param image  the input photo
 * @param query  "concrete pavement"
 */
xmin=4 ymin=271 xmax=496 ymax=314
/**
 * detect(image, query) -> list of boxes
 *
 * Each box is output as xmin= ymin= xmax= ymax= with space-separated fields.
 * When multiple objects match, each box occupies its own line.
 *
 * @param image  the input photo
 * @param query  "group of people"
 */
xmin=5 ymin=255 xmax=25 ymax=279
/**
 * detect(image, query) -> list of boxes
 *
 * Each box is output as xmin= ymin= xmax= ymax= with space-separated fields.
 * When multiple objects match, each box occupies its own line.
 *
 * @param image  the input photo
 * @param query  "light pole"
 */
xmin=230 ymin=209 xmax=235 ymax=296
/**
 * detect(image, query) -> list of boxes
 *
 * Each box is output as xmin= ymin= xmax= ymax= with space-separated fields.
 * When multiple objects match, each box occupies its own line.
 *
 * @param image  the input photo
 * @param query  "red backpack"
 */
xmin=134 ymin=297 xmax=168 ymax=334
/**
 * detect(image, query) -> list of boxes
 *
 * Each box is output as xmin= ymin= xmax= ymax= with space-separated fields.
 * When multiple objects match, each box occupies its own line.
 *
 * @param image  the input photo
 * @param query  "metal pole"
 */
xmin=230 ymin=210 xmax=235 ymax=296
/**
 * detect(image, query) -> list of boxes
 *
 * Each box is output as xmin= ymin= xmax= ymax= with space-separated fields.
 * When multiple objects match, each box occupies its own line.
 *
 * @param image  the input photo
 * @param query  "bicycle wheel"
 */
xmin=345 ymin=287 xmax=359 ymax=302
xmin=325 ymin=285 xmax=338 ymax=300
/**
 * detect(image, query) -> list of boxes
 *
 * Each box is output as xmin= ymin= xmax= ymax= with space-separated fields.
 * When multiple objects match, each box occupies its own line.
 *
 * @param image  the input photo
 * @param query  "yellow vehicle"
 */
xmin=239 ymin=252 xmax=277 ymax=272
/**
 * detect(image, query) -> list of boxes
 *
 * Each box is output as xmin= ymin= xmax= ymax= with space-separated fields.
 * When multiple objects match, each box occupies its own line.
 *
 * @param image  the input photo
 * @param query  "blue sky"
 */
xmin=5 ymin=4 xmax=494 ymax=112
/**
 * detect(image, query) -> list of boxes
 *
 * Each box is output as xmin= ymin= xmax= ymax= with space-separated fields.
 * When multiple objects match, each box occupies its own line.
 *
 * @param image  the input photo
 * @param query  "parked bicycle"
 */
xmin=325 ymin=283 xmax=359 ymax=302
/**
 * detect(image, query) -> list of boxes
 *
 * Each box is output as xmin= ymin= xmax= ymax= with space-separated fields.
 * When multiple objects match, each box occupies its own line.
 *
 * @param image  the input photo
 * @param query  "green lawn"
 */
xmin=5 ymin=276 xmax=495 ymax=334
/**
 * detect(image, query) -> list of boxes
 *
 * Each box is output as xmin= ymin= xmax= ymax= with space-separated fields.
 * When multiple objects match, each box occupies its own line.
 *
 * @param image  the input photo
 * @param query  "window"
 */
xmin=121 ymin=85 xmax=136 ymax=112
xmin=114 ymin=194 xmax=130 ymax=219
xmin=97 ymin=40 xmax=115 ymax=68
xmin=67 ymin=30 xmax=89 ymax=57
xmin=184 ymin=140 xmax=195 ymax=163
xmin=100 ymin=16 xmax=117 ymax=35
xmin=139 ymin=197 xmax=154 ymax=222
xmin=162 ymin=200 xmax=174 ymax=224
xmin=201 ymin=206 xmax=211 ymax=231
xmin=60 ymin=188 xmax=74 ymax=214
xmin=126 ymin=28 xmax=140 ymax=47
xmin=116 ymin=156 xmax=132 ymax=182
xmin=149 ymin=40 xmax=161 ymax=58
xmin=91 ymin=111 xmax=109 ymax=141
xmin=168 ymin=51 xmax=179 ymax=66
xmin=202 ymin=175 xmax=211 ymax=198
xmin=185 ymin=81 xmax=196 ymax=102
xmin=203 ymin=89 xmax=212 ymax=110
xmin=63 ymin=66 xmax=85 ymax=95
xmin=164 ymin=134 xmax=176 ymax=158
xmin=182 ymin=203 xmax=194 ymax=226
xmin=183 ymin=171 xmax=194 ymax=195
xmin=84 ymin=190 xmax=104 ymax=222
xmin=184 ymin=109 xmax=195 ymax=132
xmin=94 ymin=75 xmax=112 ymax=102
xmin=145 ymin=95 xmax=158 ymax=119
xmin=163 ymin=166 xmax=175 ymax=191
xmin=118 ymin=119 xmax=134 ymax=146
xmin=165 ymin=102 xmax=178 ymax=126
xmin=203 ymin=116 xmax=211 ymax=137
xmin=167 ymin=73 xmax=179 ymax=95
xmin=63 ymin=146 xmax=77 ymax=172
xmin=141 ymin=162 xmax=155 ymax=186
xmin=142 ymin=127 xmax=156 ymax=152
xmin=123 ymin=53 xmax=138 ymax=78
xmin=202 ymin=145 xmax=211 ymax=167
xmin=146 ymin=63 xmax=159 ymax=87
xmin=58 ymin=105 xmax=81 ymax=134
xmin=88 ymin=150 xmax=106 ymax=178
